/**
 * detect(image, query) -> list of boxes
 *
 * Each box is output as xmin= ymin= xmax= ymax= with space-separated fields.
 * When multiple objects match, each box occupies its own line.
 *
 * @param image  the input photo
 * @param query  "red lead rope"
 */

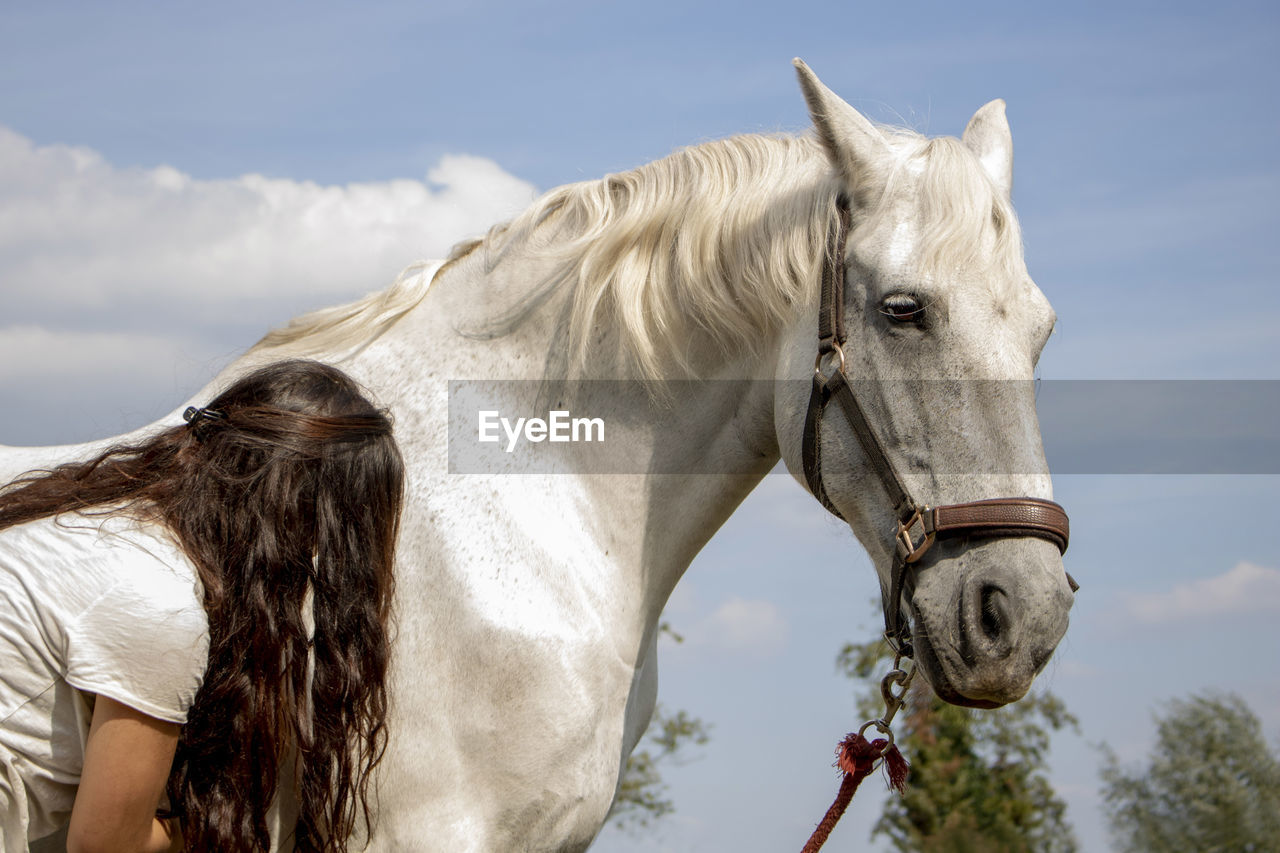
xmin=799 ymin=732 xmax=910 ymax=853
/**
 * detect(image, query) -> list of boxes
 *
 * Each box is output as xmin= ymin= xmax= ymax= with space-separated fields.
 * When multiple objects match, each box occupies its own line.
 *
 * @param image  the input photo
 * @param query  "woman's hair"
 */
xmin=0 ymin=359 xmax=404 ymax=853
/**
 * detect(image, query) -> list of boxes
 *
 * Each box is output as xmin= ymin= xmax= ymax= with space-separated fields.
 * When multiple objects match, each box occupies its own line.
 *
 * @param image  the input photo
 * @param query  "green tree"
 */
xmin=838 ymin=637 xmax=1078 ymax=852
xmin=1099 ymin=692 xmax=1280 ymax=852
xmin=607 ymin=623 xmax=711 ymax=831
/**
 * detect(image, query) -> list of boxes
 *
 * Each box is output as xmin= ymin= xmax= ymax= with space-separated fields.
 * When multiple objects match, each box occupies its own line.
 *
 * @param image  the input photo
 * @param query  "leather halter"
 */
xmin=800 ymin=195 xmax=1072 ymax=658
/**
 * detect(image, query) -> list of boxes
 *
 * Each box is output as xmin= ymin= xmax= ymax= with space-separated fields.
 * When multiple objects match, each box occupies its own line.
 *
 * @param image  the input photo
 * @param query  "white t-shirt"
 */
xmin=0 ymin=513 xmax=208 ymax=850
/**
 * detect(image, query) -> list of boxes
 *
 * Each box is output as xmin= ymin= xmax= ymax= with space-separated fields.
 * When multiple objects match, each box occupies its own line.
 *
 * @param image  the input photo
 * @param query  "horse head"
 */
xmin=777 ymin=61 xmax=1074 ymax=708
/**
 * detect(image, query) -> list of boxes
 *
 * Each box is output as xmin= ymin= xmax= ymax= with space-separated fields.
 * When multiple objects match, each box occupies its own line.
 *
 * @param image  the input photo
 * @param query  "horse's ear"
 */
xmin=962 ymin=99 xmax=1013 ymax=196
xmin=793 ymin=58 xmax=887 ymax=191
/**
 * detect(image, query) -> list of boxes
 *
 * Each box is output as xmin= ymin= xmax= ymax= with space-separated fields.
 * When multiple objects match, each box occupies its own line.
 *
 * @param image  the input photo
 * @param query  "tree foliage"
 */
xmin=607 ymin=623 xmax=711 ymax=832
xmin=608 ymin=704 xmax=711 ymax=830
xmin=837 ymin=637 xmax=1079 ymax=852
xmin=1099 ymin=692 xmax=1280 ymax=852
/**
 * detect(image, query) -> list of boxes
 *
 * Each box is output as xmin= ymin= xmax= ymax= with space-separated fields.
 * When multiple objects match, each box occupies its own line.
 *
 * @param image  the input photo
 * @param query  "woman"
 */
xmin=0 ymin=360 xmax=403 ymax=853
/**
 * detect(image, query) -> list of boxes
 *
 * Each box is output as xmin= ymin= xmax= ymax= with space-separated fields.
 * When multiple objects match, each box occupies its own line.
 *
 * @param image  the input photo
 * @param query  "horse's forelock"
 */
xmin=871 ymin=132 xmax=1027 ymax=300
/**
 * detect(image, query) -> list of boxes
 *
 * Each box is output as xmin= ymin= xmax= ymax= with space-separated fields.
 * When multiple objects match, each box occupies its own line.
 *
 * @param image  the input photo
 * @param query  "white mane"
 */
xmin=468 ymin=135 xmax=839 ymax=380
xmin=251 ymin=259 xmax=442 ymax=359
xmin=253 ymin=129 xmax=1024 ymax=377
xmin=870 ymin=128 xmax=1027 ymax=300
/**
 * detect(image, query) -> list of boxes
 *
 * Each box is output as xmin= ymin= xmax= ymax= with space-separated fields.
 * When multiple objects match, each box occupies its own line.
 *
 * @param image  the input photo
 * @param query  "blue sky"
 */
xmin=2 ymin=2 xmax=1278 ymax=851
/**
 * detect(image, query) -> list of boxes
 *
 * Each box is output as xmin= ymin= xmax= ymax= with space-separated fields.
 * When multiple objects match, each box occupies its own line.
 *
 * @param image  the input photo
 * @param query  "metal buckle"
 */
xmin=895 ymin=506 xmax=935 ymax=564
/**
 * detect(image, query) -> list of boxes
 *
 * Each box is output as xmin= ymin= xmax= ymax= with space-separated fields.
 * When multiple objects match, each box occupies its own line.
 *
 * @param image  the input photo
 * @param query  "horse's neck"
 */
xmin=352 ymin=246 xmax=784 ymax=621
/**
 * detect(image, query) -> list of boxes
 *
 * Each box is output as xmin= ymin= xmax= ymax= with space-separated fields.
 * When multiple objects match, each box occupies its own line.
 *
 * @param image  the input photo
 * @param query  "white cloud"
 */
xmin=0 ymin=125 xmax=539 ymax=314
xmin=1128 ymin=562 xmax=1280 ymax=623
xmin=0 ymin=325 xmax=188 ymax=385
xmin=0 ymin=126 xmax=540 ymax=441
xmin=698 ymin=596 xmax=788 ymax=657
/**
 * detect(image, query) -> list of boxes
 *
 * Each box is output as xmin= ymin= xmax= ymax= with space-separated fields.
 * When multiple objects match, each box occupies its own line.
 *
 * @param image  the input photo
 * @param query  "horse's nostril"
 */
xmin=980 ymin=584 xmax=1008 ymax=641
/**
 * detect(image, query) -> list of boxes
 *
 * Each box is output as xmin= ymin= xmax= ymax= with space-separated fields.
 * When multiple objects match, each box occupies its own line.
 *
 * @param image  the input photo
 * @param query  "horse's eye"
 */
xmin=881 ymin=294 xmax=926 ymax=325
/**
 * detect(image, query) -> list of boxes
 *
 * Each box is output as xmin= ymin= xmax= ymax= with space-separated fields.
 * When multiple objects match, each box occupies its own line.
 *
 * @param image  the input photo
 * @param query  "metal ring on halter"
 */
xmin=813 ymin=342 xmax=845 ymax=377
xmin=857 ymin=718 xmax=895 ymax=753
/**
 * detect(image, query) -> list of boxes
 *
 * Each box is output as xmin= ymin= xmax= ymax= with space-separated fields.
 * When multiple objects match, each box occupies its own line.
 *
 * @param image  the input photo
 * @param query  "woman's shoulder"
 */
xmin=56 ymin=514 xmax=210 ymax=723
xmin=0 ymin=510 xmax=209 ymax=723
xmin=0 ymin=510 xmax=206 ymax=650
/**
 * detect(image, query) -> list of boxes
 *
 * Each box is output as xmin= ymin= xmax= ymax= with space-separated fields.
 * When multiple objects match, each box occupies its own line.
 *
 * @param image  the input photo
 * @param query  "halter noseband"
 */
xmin=800 ymin=195 xmax=1073 ymax=658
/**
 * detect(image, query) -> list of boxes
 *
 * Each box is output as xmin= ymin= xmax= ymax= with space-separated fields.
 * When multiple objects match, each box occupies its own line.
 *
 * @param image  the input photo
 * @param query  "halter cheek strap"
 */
xmin=800 ymin=195 xmax=1073 ymax=658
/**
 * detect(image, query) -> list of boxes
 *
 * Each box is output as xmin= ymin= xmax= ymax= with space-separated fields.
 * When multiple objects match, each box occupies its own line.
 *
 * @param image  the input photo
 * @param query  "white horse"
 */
xmin=4 ymin=61 xmax=1073 ymax=851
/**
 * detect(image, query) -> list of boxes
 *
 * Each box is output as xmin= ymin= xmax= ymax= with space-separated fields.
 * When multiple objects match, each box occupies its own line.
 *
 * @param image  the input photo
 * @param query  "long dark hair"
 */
xmin=0 ymin=359 xmax=404 ymax=852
